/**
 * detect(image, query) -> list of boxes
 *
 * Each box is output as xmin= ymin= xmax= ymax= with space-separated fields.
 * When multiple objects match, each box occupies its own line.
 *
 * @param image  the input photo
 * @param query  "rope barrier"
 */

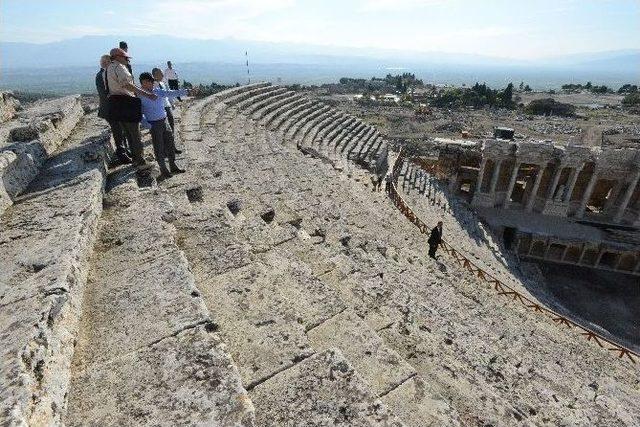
xmin=387 ymin=149 xmax=638 ymax=364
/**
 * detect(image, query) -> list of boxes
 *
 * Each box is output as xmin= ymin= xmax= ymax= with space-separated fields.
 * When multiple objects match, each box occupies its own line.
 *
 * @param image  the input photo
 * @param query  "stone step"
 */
xmin=0 ymin=95 xmax=85 ymax=214
xmin=221 ymin=82 xmax=274 ymax=106
xmin=306 ymin=110 xmax=342 ymax=141
xmin=247 ymin=90 xmax=296 ymax=118
xmin=292 ymin=106 xmax=333 ymax=142
xmin=64 ymin=175 xmax=254 ymax=426
xmin=257 ymin=95 xmax=304 ymax=125
xmin=321 ymin=116 xmax=357 ymax=149
xmin=238 ymin=87 xmax=289 ymax=112
xmin=0 ymin=114 xmax=112 ymax=426
xmin=307 ymin=308 xmax=416 ymax=397
xmin=296 ymin=109 xmax=336 ymax=143
xmin=242 ymin=89 xmax=296 ymax=117
xmin=336 ymin=122 xmax=368 ymax=153
xmin=279 ymin=102 xmax=321 ymax=136
xmin=308 ymin=112 xmax=347 ymax=146
xmin=249 ymin=349 xmax=405 ymax=426
xmin=263 ymin=96 xmax=307 ymax=127
xmin=348 ymin=127 xmax=377 ymax=160
xmin=287 ymin=105 xmax=334 ymax=141
xmin=351 ymin=128 xmax=378 ymax=160
xmin=270 ymin=100 xmax=318 ymax=130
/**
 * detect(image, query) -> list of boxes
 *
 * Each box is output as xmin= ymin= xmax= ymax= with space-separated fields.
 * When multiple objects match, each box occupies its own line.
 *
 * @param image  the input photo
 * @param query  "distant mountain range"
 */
xmin=0 ymin=36 xmax=638 ymax=94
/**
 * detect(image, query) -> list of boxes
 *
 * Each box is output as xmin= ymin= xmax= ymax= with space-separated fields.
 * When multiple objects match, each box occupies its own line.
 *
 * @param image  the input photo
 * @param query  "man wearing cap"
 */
xmin=105 ymin=47 xmax=157 ymax=168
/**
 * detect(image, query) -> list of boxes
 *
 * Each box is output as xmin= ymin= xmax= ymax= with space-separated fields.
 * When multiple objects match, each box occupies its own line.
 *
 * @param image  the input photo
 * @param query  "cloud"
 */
xmin=360 ymin=0 xmax=445 ymax=12
xmin=139 ymin=0 xmax=296 ymax=39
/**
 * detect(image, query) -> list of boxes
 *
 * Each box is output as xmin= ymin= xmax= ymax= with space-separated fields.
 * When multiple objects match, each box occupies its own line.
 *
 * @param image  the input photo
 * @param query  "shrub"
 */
xmin=525 ymin=98 xmax=576 ymax=117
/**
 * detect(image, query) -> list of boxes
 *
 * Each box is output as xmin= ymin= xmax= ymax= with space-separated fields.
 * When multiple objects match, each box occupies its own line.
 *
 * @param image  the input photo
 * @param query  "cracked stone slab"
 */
xmin=249 ymin=348 xmax=405 ymax=426
xmin=380 ymin=376 xmax=462 ymax=427
xmin=197 ymin=262 xmax=316 ymax=386
xmin=307 ymin=308 xmax=416 ymax=397
xmin=66 ymin=325 xmax=254 ymax=427
xmin=0 ymin=115 xmax=111 ymax=426
xmin=69 ymin=181 xmax=212 ymax=370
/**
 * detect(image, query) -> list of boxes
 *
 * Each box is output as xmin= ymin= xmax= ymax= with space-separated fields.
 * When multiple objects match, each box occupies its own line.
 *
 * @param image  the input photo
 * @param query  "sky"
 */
xmin=1 ymin=0 xmax=639 ymax=59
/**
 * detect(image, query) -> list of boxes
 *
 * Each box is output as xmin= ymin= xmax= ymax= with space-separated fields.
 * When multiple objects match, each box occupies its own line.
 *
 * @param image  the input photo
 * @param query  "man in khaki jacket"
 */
xmin=106 ymin=47 xmax=157 ymax=167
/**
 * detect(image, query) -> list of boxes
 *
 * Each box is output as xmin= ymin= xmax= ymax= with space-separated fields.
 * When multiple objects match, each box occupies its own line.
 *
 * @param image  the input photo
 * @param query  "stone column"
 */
xmin=603 ymin=180 xmax=624 ymax=212
xmin=563 ymin=165 xmax=581 ymax=203
xmin=475 ymin=158 xmax=487 ymax=194
xmin=503 ymin=161 xmax=520 ymax=208
xmin=525 ymin=164 xmax=545 ymax=212
xmin=575 ymin=168 xmax=599 ymax=219
xmin=613 ymin=169 xmax=640 ymax=223
xmin=489 ymin=160 xmax=502 ymax=195
xmin=578 ymin=244 xmax=588 ymax=264
xmin=546 ymin=164 xmax=563 ymax=200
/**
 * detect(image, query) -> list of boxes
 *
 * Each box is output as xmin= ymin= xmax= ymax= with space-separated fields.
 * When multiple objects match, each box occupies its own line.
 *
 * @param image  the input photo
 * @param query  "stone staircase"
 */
xmin=1 ymin=84 xmax=639 ymax=426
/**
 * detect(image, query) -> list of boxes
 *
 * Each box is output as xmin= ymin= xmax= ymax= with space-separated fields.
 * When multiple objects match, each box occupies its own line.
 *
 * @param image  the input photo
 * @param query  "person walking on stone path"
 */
xmin=96 ymin=54 xmax=130 ymax=164
xmin=139 ymin=72 xmax=190 ymax=180
xmin=151 ymin=68 xmax=181 ymax=154
xmin=105 ymin=47 xmax=157 ymax=168
xmin=164 ymin=61 xmax=182 ymax=101
xmin=428 ymin=221 xmax=443 ymax=259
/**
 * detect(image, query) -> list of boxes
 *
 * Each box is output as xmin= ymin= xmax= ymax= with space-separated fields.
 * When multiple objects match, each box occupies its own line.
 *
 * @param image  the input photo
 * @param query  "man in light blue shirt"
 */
xmin=139 ymin=72 xmax=190 ymax=180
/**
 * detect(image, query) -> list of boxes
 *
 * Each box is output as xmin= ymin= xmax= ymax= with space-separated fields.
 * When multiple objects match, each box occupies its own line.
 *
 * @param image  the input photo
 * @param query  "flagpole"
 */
xmin=245 ymin=51 xmax=250 ymax=85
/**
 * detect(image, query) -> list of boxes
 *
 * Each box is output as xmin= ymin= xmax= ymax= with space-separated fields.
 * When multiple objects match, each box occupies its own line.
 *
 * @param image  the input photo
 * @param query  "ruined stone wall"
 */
xmin=435 ymin=137 xmax=640 ymax=226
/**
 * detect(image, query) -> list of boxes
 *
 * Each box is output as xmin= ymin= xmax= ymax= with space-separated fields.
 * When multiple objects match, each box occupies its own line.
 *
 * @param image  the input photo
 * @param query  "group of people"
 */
xmin=96 ymin=40 xmax=194 ymax=180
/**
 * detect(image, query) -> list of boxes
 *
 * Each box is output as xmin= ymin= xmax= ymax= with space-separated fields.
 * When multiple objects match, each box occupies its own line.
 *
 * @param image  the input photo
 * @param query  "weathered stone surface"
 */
xmin=0 ymin=115 xmax=110 ymax=426
xmin=66 ymin=325 xmax=254 ymax=427
xmin=307 ymin=309 xmax=415 ymax=397
xmin=250 ymin=349 xmax=404 ymax=426
xmin=0 ymin=91 xmax=19 ymax=123
xmin=380 ymin=376 xmax=462 ymax=427
xmin=0 ymin=95 xmax=85 ymax=215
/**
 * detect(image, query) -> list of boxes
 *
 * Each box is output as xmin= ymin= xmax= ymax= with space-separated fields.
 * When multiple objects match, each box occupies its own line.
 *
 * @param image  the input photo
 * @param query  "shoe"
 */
xmin=157 ymin=171 xmax=172 ymax=181
xmin=169 ymin=165 xmax=186 ymax=174
xmin=116 ymin=151 xmax=133 ymax=164
xmin=174 ymin=149 xmax=183 ymax=154
xmin=134 ymin=160 xmax=152 ymax=170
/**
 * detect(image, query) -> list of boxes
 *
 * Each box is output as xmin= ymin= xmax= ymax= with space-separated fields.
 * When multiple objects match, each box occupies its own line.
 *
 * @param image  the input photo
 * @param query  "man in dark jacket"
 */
xmin=428 ymin=221 xmax=443 ymax=259
xmin=96 ymin=54 xmax=131 ymax=163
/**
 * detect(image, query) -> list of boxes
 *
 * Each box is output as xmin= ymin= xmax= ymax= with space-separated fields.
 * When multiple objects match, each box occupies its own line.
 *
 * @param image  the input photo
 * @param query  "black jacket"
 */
xmin=428 ymin=226 xmax=442 ymax=246
xmin=95 ymin=69 xmax=108 ymax=120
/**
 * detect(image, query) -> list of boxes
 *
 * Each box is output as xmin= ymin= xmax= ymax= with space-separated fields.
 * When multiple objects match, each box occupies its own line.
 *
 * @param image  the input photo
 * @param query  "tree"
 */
xmin=622 ymin=92 xmax=640 ymax=108
xmin=524 ymin=84 xmax=532 ymax=92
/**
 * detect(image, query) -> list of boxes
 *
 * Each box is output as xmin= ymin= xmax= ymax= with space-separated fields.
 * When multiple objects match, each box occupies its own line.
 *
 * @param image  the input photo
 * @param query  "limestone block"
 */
xmin=307 ymin=309 xmax=416 ymax=396
xmin=0 ymin=122 xmax=110 ymax=426
xmin=381 ymin=376 xmax=462 ymax=427
xmin=0 ymin=92 xmax=19 ymax=122
xmin=66 ymin=325 xmax=255 ymax=427
xmin=250 ymin=349 xmax=405 ymax=426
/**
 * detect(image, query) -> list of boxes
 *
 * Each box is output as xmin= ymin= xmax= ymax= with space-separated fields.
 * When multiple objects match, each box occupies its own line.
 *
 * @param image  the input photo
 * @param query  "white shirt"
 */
xmin=164 ymin=67 xmax=178 ymax=80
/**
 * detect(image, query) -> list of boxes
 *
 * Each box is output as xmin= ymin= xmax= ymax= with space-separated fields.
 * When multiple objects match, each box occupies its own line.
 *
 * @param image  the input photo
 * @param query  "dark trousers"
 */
xmin=107 ymin=119 xmax=126 ymax=152
xmin=119 ymin=121 xmax=144 ymax=164
xmin=165 ymin=107 xmax=175 ymax=132
xmin=428 ymin=244 xmax=438 ymax=259
xmin=149 ymin=118 xmax=177 ymax=173
xmin=168 ymin=79 xmax=181 ymax=101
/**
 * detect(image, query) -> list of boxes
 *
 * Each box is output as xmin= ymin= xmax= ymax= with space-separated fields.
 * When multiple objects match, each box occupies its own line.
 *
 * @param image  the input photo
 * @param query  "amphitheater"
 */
xmin=1 ymin=83 xmax=639 ymax=426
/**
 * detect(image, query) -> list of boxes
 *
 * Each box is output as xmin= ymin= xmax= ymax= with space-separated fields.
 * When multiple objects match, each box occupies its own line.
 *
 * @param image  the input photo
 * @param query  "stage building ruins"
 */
xmin=424 ymin=134 xmax=640 ymax=275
